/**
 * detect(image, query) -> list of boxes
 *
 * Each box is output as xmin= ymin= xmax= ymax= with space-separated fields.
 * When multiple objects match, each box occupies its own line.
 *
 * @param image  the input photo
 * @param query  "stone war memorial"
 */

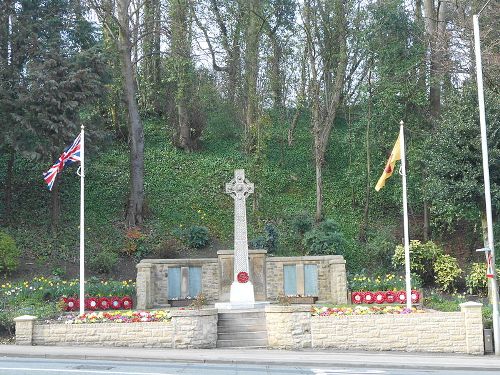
xmin=136 ymin=169 xmax=348 ymax=310
xmin=15 ymin=169 xmax=485 ymax=354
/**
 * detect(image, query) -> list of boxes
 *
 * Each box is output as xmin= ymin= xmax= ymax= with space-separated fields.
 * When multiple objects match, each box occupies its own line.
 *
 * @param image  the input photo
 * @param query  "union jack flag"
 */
xmin=43 ymin=133 xmax=82 ymax=191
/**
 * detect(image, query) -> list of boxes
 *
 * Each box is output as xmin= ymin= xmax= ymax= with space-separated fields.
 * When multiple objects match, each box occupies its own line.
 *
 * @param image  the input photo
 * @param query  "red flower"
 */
xmin=396 ymin=290 xmax=407 ymax=304
xmin=121 ymin=296 xmax=133 ymax=310
xmin=351 ymin=291 xmax=364 ymax=304
xmin=411 ymin=290 xmax=420 ymax=303
xmin=110 ymin=297 xmax=122 ymax=310
xmin=374 ymin=291 xmax=386 ymax=304
xmin=385 ymin=291 xmax=396 ymax=303
xmin=98 ymin=297 xmax=110 ymax=310
xmin=363 ymin=291 xmax=375 ymax=304
xmin=237 ymin=271 xmax=249 ymax=283
xmin=86 ymin=297 xmax=98 ymax=311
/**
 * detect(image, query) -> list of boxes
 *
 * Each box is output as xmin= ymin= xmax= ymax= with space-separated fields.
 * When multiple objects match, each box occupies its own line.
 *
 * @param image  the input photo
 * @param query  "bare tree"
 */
xmin=89 ymin=0 xmax=145 ymax=227
xmin=303 ymin=0 xmax=348 ymax=222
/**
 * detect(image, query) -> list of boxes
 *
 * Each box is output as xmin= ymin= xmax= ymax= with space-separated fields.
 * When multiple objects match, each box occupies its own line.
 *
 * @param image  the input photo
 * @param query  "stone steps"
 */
xmin=216 ymin=311 xmax=268 ymax=348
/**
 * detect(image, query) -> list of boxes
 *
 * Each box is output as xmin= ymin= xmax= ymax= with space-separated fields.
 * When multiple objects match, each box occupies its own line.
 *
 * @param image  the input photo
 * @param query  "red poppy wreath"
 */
xmin=351 ymin=291 xmax=364 ymax=304
xmin=237 ymin=271 xmax=249 ymax=283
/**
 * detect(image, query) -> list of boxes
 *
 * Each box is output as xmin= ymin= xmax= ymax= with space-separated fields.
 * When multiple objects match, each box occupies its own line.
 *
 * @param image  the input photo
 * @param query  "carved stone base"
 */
xmin=230 ymin=281 xmax=255 ymax=304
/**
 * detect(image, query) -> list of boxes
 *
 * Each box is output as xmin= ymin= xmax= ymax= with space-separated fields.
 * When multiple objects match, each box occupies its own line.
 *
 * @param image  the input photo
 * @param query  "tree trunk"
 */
xmin=171 ymin=0 xmax=194 ymax=152
xmin=423 ymin=0 xmax=448 ymax=119
xmin=423 ymin=199 xmax=430 ymax=241
xmin=244 ymin=0 xmax=261 ymax=149
xmin=2 ymin=150 xmax=15 ymax=224
xmin=50 ymin=178 xmax=61 ymax=233
xmin=143 ymin=0 xmax=161 ymax=113
xmin=360 ymin=68 xmax=372 ymax=242
xmin=269 ymin=35 xmax=283 ymax=111
xmin=288 ymin=43 xmax=308 ymax=146
xmin=118 ymin=0 xmax=144 ymax=227
xmin=314 ymin=152 xmax=324 ymax=223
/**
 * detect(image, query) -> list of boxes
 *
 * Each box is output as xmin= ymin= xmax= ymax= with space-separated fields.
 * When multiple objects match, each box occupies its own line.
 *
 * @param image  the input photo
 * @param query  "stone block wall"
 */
xmin=266 ymin=255 xmax=347 ymax=303
xmin=136 ymin=259 xmax=219 ymax=309
xmin=15 ymin=309 xmax=218 ymax=349
xmin=170 ymin=308 xmax=218 ymax=348
xmin=265 ymin=302 xmax=484 ymax=354
xmin=265 ymin=305 xmax=312 ymax=349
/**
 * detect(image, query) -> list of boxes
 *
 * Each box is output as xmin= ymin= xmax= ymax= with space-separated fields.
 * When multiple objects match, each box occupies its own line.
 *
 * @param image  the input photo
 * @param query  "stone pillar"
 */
xmin=217 ymin=250 xmax=234 ymax=302
xmin=14 ymin=315 xmax=37 ymax=345
xmin=136 ymin=262 xmax=153 ymax=309
xmin=180 ymin=266 xmax=189 ymax=298
xmin=460 ymin=301 xmax=484 ymax=354
xmin=296 ymin=264 xmax=305 ymax=296
xmin=329 ymin=258 xmax=347 ymax=304
xmin=249 ymin=249 xmax=267 ymax=301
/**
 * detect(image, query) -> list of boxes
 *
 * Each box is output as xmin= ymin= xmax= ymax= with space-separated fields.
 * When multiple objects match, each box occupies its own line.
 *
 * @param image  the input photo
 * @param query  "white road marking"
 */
xmin=311 ymin=369 xmax=386 ymax=375
xmin=0 ymin=368 xmax=175 ymax=375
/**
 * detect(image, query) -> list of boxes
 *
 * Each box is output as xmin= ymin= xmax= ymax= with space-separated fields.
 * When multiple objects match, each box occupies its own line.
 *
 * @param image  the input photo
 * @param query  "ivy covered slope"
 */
xmin=0 ymin=107 xmax=417 ymax=279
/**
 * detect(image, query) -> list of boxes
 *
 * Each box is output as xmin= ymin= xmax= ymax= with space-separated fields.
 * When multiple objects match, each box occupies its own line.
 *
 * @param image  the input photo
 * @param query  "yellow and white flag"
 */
xmin=375 ymin=133 xmax=401 ymax=191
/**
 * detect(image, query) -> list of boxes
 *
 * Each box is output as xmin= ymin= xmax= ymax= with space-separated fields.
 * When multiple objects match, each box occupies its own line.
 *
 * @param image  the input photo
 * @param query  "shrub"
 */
xmin=433 ymin=254 xmax=462 ymax=292
xmin=483 ymin=305 xmax=493 ymax=329
xmin=123 ymin=227 xmax=149 ymax=260
xmin=303 ymin=219 xmax=346 ymax=256
xmin=392 ymin=240 xmax=443 ymax=285
xmin=250 ymin=223 xmax=279 ymax=254
xmin=88 ymin=251 xmax=118 ymax=274
xmin=249 ymin=235 xmax=266 ymax=249
xmin=364 ymin=229 xmax=398 ymax=272
xmin=291 ymin=212 xmax=313 ymax=236
xmin=0 ymin=230 xmax=20 ymax=274
xmin=183 ymin=225 xmax=209 ymax=248
xmin=465 ymin=262 xmax=498 ymax=296
xmin=190 ymin=293 xmax=207 ymax=310
xmin=423 ymin=291 xmax=464 ymax=312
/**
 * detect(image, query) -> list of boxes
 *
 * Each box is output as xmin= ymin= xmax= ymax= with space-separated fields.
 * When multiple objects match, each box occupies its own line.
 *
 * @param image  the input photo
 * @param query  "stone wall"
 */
xmin=265 ymin=302 xmax=484 ymax=354
xmin=137 ymin=253 xmax=348 ymax=306
xmin=136 ymin=259 xmax=219 ymax=309
xmin=266 ymin=255 xmax=347 ymax=304
xmin=265 ymin=305 xmax=311 ymax=349
xmin=17 ymin=304 xmax=484 ymax=353
xmin=15 ymin=309 xmax=218 ymax=349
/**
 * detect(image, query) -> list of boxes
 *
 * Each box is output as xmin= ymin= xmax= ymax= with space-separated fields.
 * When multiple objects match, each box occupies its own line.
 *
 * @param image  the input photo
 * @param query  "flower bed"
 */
xmin=64 ymin=310 xmax=170 ymax=324
xmin=60 ymin=296 xmax=134 ymax=311
xmin=312 ymin=305 xmax=425 ymax=316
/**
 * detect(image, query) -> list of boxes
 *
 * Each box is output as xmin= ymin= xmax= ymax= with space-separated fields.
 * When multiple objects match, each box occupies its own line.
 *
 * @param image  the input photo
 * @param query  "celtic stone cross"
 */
xmin=226 ymin=169 xmax=254 ymax=280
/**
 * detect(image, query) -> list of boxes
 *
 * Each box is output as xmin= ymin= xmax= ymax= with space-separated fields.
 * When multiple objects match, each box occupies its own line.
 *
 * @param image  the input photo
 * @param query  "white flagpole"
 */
xmin=473 ymin=12 xmax=499 ymax=355
xmin=399 ymin=121 xmax=412 ymax=309
xmin=79 ymin=125 xmax=85 ymax=315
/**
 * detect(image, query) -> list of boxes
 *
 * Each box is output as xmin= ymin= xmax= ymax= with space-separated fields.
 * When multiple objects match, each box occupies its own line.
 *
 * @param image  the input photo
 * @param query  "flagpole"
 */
xmin=399 ymin=121 xmax=412 ymax=309
xmin=79 ymin=125 xmax=85 ymax=315
xmin=473 ymin=12 xmax=499 ymax=355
